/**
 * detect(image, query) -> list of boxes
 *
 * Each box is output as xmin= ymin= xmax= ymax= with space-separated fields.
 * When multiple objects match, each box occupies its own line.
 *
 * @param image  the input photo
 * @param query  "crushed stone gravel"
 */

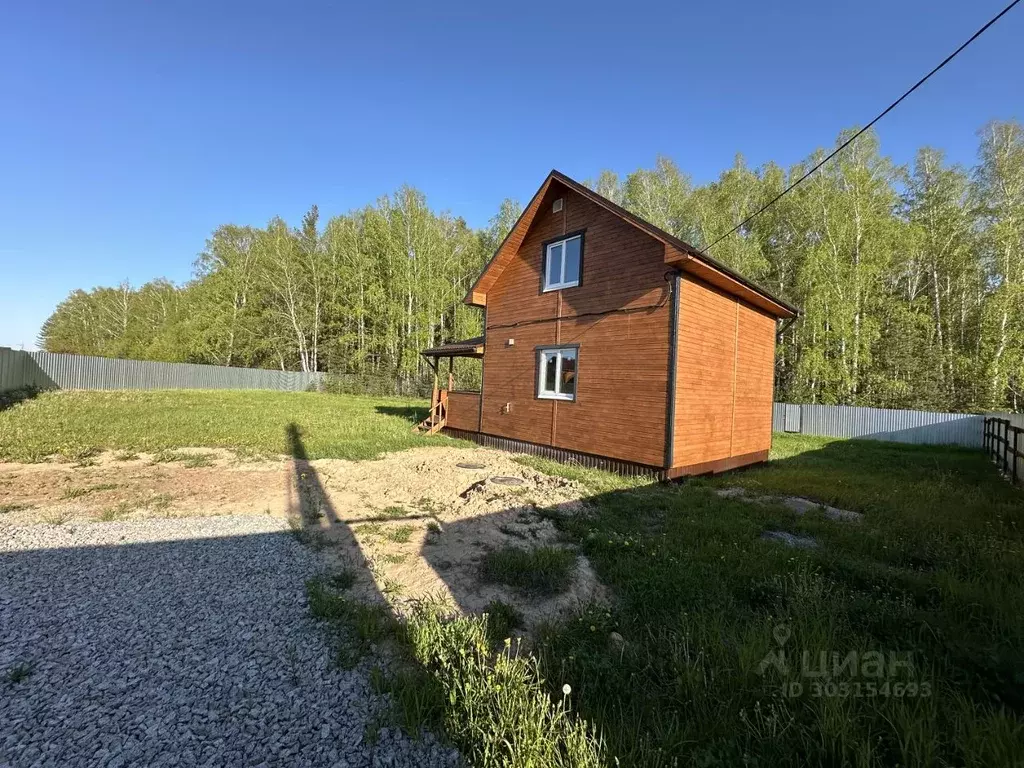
xmin=0 ymin=515 xmax=460 ymax=768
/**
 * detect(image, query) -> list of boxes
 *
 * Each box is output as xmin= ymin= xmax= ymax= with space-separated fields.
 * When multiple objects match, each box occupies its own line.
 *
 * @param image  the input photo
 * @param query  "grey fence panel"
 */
xmin=772 ymin=402 xmax=985 ymax=448
xmin=0 ymin=347 xmax=57 ymax=390
xmin=0 ymin=348 xmax=323 ymax=393
xmin=784 ymin=404 xmax=801 ymax=433
xmin=772 ymin=404 xmax=785 ymax=432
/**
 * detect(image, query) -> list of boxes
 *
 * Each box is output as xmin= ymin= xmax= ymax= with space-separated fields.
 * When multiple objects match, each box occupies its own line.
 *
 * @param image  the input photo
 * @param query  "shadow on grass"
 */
xmin=286 ymin=421 xmax=605 ymax=764
xmin=284 ymin=422 xmax=453 ymax=736
xmin=374 ymin=405 xmax=428 ymax=425
xmin=417 ymin=437 xmax=1024 ymax=767
xmin=0 ymin=385 xmax=42 ymax=412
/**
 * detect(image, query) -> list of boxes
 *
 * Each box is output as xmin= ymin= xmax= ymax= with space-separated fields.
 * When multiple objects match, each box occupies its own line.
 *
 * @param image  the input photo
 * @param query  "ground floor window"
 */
xmin=537 ymin=346 xmax=578 ymax=401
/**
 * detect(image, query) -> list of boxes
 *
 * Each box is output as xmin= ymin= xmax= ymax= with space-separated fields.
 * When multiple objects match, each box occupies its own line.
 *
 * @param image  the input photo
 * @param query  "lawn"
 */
xmin=4 ymin=389 xmax=1023 ymax=766
xmin=0 ymin=389 xmax=443 ymax=462
xmin=519 ymin=434 xmax=1024 ymax=767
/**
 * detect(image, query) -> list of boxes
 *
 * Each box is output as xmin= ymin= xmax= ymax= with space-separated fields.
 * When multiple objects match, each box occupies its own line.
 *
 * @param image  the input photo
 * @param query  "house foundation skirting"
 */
xmin=443 ymin=428 xmax=668 ymax=480
xmin=443 ymin=428 xmax=769 ymax=482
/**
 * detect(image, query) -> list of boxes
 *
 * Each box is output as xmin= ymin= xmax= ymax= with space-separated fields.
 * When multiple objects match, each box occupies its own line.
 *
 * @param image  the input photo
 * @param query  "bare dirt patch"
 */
xmin=0 ymin=446 xmax=603 ymax=630
xmin=0 ymin=449 xmax=286 ymax=525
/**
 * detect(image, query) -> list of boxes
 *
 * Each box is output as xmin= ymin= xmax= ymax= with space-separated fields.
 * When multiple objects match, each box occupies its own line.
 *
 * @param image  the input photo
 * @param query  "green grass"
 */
xmin=329 ymin=569 xmax=357 ymax=590
xmin=151 ymin=449 xmax=216 ymax=467
xmin=306 ymin=578 xmax=602 ymax=767
xmin=8 ymin=387 xmax=1022 ymax=765
xmin=0 ymin=389 xmax=457 ymax=462
xmin=484 ymin=599 xmax=525 ymax=646
xmin=481 ymin=546 xmax=578 ymax=595
xmin=384 ymin=524 xmax=415 ymax=544
xmin=525 ymin=433 xmax=1024 ymax=767
xmin=61 ymin=482 xmax=119 ymax=500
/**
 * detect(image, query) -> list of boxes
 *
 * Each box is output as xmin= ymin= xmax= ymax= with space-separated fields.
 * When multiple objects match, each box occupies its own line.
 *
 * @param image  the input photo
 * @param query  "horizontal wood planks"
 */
xmin=445 ymin=391 xmax=481 ymax=432
xmin=672 ymin=274 xmax=776 ymax=470
xmin=480 ymin=323 xmax=554 ymax=445
xmin=732 ymin=305 xmax=775 ymax=456
xmin=481 ymin=184 xmax=672 ymax=467
xmin=673 ymin=276 xmax=736 ymax=466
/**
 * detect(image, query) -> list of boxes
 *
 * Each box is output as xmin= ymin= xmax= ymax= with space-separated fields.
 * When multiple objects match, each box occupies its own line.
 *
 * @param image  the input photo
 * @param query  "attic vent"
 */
xmin=552 ymin=198 xmax=563 ymax=213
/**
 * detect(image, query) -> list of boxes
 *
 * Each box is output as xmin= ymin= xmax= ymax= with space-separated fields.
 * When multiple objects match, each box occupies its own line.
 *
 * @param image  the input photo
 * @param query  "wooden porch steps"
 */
xmin=415 ymin=388 xmax=448 ymax=435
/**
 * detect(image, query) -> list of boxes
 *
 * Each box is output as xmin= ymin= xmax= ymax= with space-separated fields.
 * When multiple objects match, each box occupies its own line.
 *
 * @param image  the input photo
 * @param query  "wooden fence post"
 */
xmin=1004 ymin=421 xmax=1011 ymax=475
xmin=1014 ymin=428 xmax=1020 ymax=486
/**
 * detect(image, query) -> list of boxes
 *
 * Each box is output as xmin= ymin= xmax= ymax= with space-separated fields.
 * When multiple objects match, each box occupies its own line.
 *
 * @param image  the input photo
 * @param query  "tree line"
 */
xmin=40 ymin=120 xmax=1023 ymax=412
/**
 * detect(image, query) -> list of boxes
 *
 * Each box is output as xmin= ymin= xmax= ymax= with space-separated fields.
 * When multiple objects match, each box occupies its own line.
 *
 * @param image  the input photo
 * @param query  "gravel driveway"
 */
xmin=0 ymin=516 xmax=459 ymax=768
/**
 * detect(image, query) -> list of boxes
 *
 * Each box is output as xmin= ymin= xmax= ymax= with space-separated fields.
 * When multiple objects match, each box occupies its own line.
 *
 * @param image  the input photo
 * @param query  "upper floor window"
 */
xmin=543 ymin=233 xmax=583 ymax=292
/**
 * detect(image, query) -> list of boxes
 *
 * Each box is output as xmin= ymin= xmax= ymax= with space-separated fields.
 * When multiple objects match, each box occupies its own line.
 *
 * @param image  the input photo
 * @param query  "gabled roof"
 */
xmin=465 ymin=170 xmax=798 ymax=320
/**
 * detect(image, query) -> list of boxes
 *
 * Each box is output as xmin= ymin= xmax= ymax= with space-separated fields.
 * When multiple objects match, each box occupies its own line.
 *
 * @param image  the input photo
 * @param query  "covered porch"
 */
xmin=417 ymin=336 xmax=483 ymax=434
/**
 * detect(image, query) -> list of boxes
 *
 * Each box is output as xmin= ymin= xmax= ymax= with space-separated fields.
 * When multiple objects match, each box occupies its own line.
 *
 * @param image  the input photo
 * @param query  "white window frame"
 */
xmin=537 ymin=346 xmax=578 ymax=401
xmin=543 ymin=234 xmax=582 ymax=292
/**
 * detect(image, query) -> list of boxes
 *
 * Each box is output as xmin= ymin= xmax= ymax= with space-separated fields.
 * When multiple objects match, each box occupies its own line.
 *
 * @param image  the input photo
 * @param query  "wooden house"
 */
xmin=420 ymin=170 xmax=798 ymax=479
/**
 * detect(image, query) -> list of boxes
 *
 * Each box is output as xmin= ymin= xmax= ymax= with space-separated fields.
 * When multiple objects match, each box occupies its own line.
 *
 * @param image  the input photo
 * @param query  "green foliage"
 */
xmin=484 ymin=600 xmax=524 ymax=647
xmin=39 ymin=189 xmax=499 ymax=385
xmin=585 ymin=121 xmax=1023 ymax=412
xmin=35 ymin=120 xmax=1024 ymax=410
xmin=480 ymin=546 xmax=577 ymax=595
xmin=383 ymin=524 xmax=415 ymax=544
xmin=319 ymin=372 xmax=432 ymax=398
xmin=529 ymin=434 xmax=1024 ymax=766
xmin=0 ymin=389 xmax=462 ymax=462
xmin=61 ymin=483 xmax=118 ymax=500
xmin=306 ymin=577 xmax=603 ymax=765
xmin=399 ymin=598 xmax=603 ymax=767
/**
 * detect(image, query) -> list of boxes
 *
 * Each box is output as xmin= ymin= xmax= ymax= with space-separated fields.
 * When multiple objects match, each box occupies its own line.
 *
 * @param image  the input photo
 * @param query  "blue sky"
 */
xmin=1 ymin=0 xmax=1020 ymax=349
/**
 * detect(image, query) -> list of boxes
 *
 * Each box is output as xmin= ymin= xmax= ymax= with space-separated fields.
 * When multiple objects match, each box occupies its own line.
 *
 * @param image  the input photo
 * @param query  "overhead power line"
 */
xmin=703 ymin=0 xmax=1021 ymax=253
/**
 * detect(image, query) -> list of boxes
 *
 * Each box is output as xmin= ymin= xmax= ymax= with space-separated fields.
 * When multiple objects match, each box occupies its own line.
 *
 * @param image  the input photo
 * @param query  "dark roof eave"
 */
xmin=420 ymin=336 xmax=485 ymax=358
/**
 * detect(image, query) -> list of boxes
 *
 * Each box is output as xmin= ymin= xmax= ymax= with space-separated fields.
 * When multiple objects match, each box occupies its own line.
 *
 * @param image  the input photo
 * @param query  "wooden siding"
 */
xmin=445 ymin=391 xmax=481 ymax=432
xmin=471 ymin=171 xmax=797 ymax=319
xmin=480 ymin=184 xmax=672 ymax=467
xmin=732 ymin=304 xmax=775 ymax=456
xmin=672 ymin=274 xmax=776 ymax=472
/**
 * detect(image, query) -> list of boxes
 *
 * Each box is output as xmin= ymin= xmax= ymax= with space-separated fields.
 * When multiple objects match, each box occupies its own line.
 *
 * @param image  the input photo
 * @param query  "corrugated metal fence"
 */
xmin=0 ymin=348 xmax=322 ymax=392
xmin=772 ymin=402 xmax=985 ymax=448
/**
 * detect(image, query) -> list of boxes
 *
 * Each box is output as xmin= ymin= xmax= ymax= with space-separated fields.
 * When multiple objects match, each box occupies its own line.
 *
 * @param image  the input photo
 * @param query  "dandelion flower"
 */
xmin=562 ymin=683 xmax=572 ymax=696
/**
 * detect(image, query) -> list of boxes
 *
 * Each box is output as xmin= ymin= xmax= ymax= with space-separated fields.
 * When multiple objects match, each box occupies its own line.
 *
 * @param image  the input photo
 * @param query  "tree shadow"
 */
xmin=408 ymin=436 xmax=1024 ymax=764
xmin=0 ymin=385 xmax=42 ymax=412
xmin=374 ymin=405 xmax=429 ymax=425
xmin=284 ymin=422 xmax=389 ymax=603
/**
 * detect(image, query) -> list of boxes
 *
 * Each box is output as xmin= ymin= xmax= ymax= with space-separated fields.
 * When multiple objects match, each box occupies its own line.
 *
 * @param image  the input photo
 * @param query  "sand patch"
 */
xmin=0 ymin=445 xmax=605 ymax=630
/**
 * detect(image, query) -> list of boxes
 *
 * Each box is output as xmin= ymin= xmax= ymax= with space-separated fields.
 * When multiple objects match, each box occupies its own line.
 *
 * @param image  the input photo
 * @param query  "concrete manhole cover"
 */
xmin=490 ymin=476 xmax=524 ymax=486
xmin=456 ymin=462 xmax=487 ymax=469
